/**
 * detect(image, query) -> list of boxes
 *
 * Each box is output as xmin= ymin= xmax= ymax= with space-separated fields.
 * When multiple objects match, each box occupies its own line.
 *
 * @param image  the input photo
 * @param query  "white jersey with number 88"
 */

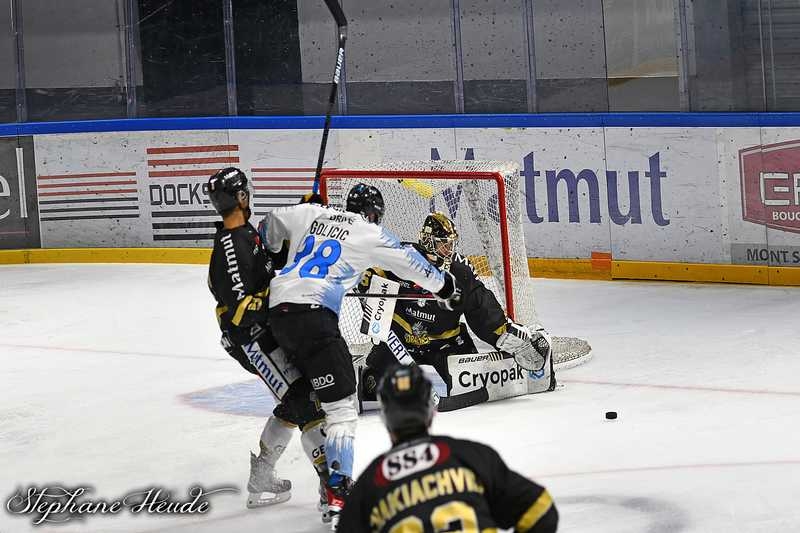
xmin=262 ymin=203 xmax=445 ymax=315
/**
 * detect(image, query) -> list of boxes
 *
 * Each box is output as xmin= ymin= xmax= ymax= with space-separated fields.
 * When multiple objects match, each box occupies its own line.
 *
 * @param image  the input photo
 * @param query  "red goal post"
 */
xmin=320 ymin=169 xmax=517 ymax=320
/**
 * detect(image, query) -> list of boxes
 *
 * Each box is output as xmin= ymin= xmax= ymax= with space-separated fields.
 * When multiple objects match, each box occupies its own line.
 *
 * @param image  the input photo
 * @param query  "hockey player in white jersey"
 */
xmin=262 ymin=183 xmax=461 ymax=529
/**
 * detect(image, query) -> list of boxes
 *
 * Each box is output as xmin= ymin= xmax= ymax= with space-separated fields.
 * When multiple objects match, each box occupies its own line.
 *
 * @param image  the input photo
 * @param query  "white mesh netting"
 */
xmin=321 ymin=161 xmax=591 ymax=370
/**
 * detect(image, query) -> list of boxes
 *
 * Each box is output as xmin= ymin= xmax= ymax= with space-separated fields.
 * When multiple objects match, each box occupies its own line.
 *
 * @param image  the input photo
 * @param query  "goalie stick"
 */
xmin=437 ymin=387 xmax=489 ymax=412
xmin=346 ymin=292 xmax=434 ymax=299
xmin=312 ymin=0 xmax=347 ymax=195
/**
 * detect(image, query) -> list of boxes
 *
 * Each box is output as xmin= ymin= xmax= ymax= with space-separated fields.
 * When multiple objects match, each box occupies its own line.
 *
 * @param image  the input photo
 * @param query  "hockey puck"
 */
xmin=605 ymin=411 xmax=618 ymax=420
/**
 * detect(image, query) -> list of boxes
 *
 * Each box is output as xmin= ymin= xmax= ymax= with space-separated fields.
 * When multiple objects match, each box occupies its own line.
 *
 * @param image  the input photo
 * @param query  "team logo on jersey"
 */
xmin=375 ymin=442 xmax=449 ymax=486
xmin=405 ymin=322 xmax=431 ymax=346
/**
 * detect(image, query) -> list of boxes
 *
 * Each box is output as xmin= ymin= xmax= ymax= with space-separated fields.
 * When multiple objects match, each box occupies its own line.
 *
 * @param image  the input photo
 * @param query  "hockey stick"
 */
xmin=345 ymin=292 xmax=433 ymax=299
xmin=312 ymin=0 xmax=347 ymax=195
xmin=437 ymin=387 xmax=489 ymax=412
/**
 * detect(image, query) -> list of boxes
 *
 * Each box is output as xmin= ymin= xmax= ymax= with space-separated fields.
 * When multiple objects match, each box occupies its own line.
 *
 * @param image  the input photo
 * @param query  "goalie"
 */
xmin=358 ymin=211 xmax=553 ymax=403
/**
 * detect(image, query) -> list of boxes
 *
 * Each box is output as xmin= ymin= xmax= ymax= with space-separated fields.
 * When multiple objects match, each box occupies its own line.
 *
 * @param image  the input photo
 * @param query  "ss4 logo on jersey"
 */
xmin=378 ymin=442 xmax=444 ymax=483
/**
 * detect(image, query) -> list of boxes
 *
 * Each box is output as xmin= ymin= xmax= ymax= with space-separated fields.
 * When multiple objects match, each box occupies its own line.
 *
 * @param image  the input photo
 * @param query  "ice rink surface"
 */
xmin=1 ymin=264 xmax=799 ymax=533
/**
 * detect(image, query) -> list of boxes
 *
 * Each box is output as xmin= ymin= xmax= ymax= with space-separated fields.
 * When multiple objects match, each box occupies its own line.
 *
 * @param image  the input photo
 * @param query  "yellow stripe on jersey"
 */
xmin=516 ymin=490 xmax=553 ymax=533
xmin=231 ymin=296 xmax=253 ymax=325
xmin=215 ymin=305 xmax=228 ymax=326
xmin=230 ymin=288 xmax=269 ymax=326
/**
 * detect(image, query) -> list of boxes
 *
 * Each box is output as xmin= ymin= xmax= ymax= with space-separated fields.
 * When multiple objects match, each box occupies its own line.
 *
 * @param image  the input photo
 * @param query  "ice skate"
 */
xmin=318 ymin=476 xmax=331 ymax=523
xmin=325 ymin=473 xmax=353 ymax=531
xmin=246 ymin=451 xmax=292 ymax=508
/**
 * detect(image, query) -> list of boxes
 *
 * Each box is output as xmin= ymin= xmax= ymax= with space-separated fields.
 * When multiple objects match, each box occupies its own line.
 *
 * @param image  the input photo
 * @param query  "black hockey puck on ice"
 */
xmin=605 ymin=411 xmax=618 ymax=420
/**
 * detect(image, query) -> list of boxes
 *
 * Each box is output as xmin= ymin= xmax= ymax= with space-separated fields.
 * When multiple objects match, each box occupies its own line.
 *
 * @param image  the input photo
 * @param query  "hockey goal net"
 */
xmin=320 ymin=161 xmax=591 ymax=370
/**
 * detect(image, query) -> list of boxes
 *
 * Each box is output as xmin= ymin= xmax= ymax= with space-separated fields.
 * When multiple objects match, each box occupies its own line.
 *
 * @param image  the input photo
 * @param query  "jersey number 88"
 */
xmin=388 ymin=500 xmax=479 ymax=533
xmin=280 ymin=235 xmax=342 ymax=279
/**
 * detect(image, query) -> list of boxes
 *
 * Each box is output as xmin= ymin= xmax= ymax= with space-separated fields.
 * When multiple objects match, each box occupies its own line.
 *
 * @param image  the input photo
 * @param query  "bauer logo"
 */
xmin=740 ymin=140 xmax=800 ymax=233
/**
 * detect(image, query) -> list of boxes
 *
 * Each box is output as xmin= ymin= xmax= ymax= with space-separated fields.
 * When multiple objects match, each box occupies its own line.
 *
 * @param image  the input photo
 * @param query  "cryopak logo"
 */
xmin=740 ymin=140 xmax=800 ymax=233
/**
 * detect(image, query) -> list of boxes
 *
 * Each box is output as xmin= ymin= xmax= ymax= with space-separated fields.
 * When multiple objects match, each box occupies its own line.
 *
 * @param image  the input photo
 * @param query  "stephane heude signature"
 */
xmin=6 ymin=484 xmax=239 ymax=526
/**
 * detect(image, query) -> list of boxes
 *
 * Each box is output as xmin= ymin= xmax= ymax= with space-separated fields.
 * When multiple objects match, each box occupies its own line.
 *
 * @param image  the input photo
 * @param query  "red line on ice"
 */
xmin=566 ymin=378 xmax=800 ymax=397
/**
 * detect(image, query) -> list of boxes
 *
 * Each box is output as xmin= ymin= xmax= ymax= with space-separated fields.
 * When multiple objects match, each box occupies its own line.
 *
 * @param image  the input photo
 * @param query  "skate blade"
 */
xmin=246 ymin=490 xmax=291 ymax=508
xmin=318 ymin=501 xmax=332 ymax=523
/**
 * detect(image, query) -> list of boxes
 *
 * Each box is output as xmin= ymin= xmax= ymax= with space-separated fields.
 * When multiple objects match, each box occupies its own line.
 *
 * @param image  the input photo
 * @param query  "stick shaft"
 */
xmin=345 ymin=292 xmax=433 ymax=299
xmin=313 ymin=0 xmax=347 ymax=195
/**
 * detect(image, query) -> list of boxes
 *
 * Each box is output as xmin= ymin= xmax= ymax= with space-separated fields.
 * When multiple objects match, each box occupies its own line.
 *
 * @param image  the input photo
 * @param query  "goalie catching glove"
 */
xmin=496 ymin=321 xmax=551 ymax=372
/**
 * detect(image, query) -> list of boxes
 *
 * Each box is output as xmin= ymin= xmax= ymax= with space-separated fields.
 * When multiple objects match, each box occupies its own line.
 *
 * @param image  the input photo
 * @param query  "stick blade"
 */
xmin=246 ymin=491 xmax=291 ymax=509
xmin=323 ymin=0 xmax=347 ymax=28
xmin=437 ymin=387 xmax=489 ymax=412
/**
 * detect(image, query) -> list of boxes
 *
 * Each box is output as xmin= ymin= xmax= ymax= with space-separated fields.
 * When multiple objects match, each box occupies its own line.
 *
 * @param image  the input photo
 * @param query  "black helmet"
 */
xmin=345 ymin=183 xmax=384 ymax=224
xmin=419 ymin=211 xmax=459 ymax=269
xmin=377 ymin=364 xmax=435 ymax=441
xmin=208 ymin=167 xmax=251 ymax=215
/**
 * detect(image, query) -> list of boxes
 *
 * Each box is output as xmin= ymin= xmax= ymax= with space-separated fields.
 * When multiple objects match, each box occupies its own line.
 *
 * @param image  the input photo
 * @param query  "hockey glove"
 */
xmin=495 ymin=321 xmax=531 ymax=353
xmin=434 ymin=271 xmax=462 ymax=311
xmin=516 ymin=326 xmax=552 ymax=372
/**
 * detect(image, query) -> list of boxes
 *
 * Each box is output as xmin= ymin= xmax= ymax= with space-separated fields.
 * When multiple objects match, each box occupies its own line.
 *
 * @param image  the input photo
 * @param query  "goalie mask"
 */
xmin=208 ymin=167 xmax=254 ymax=217
xmin=419 ymin=211 xmax=459 ymax=269
xmin=378 ymin=364 xmax=436 ymax=442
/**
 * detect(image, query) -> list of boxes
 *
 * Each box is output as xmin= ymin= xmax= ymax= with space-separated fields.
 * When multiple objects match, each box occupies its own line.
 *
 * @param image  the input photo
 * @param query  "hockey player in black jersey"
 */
xmin=206 ymin=167 xmax=331 ymax=516
xmin=338 ymin=364 xmax=558 ymax=532
xmin=358 ymin=211 xmax=551 ymax=399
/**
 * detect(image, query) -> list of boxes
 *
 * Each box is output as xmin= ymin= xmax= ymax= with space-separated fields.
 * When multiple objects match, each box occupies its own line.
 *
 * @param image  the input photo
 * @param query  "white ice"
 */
xmin=1 ymin=264 xmax=799 ymax=533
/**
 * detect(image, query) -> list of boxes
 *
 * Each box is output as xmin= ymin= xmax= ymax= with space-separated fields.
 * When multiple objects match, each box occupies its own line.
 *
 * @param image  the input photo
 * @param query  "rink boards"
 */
xmin=1 ymin=117 xmax=799 ymax=285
